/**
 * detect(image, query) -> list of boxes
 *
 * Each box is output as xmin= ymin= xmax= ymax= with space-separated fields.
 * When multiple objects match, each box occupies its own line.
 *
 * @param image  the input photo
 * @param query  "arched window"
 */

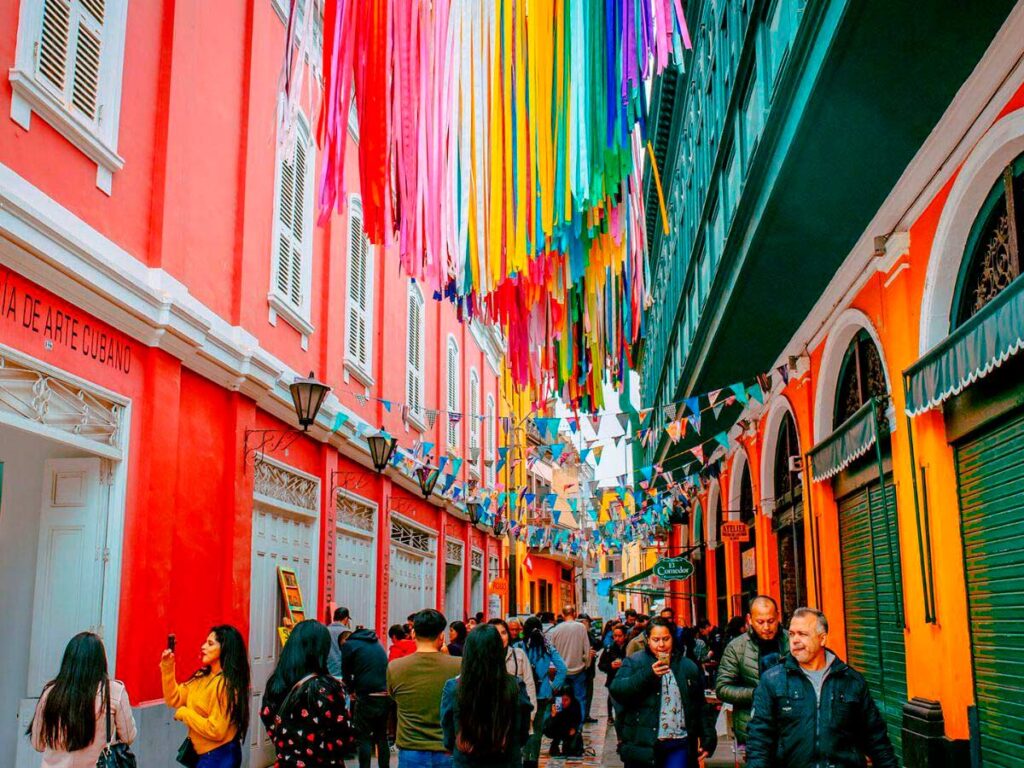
xmin=834 ymin=330 xmax=887 ymax=427
xmin=953 ymin=152 xmax=1023 ymax=328
xmin=772 ymin=411 xmax=801 ymax=503
xmin=738 ymin=463 xmax=754 ymax=526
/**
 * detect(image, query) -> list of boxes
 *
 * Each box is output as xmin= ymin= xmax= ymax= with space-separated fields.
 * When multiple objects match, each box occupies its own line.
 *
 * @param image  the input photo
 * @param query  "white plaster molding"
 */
xmin=811 ymin=309 xmax=893 ymax=444
xmin=920 ymin=106 xmax=1024 ymax=354
xmin=758 ymin=394 xmax=799 ymax=506
xmin=705 ymin=479 xmax=721 ymax=547
xmin=726 ymin=448 xmax=750 ymax=519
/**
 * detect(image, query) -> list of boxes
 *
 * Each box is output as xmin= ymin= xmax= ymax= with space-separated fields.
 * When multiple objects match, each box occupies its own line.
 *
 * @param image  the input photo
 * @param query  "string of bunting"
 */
xmin=304 ymin=0 xmax=693 ymax=405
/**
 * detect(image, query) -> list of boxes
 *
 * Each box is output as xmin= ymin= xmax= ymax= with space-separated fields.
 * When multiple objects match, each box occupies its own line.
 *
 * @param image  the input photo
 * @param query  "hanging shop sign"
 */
xmin=721 ymin=522 xmax=750 ymax=542
xmin=652 ymin=556 xmax=694 ymax=581
xmin=489 ymin=577 xmax=508 ymax=596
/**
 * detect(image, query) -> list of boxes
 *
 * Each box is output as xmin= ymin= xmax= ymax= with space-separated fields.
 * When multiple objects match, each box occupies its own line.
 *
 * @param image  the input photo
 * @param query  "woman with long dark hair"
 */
xmin=440 ymin=625 xmax=532 ymax=767
xmin=161 ymin=625 xmax=251 ymax=768
xmin=30 ymin=632 xmax=137 ymax=766
xmin=515 ymin=616 xmax=567 ymax=768
xmin=447 ymin=621 xmax=468 ymax=657
xmin=260 ymin=619 xmax=349 ymax=766
xmin=487 ymin=618 xmax=537 ymax=716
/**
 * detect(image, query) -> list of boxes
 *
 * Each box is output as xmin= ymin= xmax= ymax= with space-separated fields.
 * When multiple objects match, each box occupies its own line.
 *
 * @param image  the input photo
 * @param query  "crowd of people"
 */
xmin=25 ymin=598 xmax=899 ymax=768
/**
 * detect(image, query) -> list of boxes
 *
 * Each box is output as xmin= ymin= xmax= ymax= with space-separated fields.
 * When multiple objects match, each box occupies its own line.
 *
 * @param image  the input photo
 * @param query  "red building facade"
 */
xmin=0 ymin=2 xmax=505 ymax=764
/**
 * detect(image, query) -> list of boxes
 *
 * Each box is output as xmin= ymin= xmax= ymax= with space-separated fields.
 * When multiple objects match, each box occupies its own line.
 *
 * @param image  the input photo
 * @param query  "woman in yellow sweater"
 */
xmin=161 ymin=624 xmax=251 ymax=768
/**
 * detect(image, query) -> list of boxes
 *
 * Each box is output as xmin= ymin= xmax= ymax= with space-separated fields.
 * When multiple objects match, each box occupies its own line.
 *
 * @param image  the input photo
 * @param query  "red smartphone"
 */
xmin=167 ymin=633 xmax=176 ymax=653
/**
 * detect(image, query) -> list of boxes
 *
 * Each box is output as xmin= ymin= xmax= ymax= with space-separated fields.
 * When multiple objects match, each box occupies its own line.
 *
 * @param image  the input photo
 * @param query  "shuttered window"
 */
xmin=12 ymin=0 xmax=128 ymax=191
xmin=446 ymin=339 xmax=460 ymax=449
xmin=406 ymin=286 xmax=424 ymax=425
xmin=345 ymin=197 xmax=373 ymax=375
xmin=486 ymin=395 xmax=496 ymax=486
xmin=36 ymin=0 xmax=104 ymax=123
xmin=469 ymin=370 xmax=480 ymax=473
xmin=273 ymin=118 xmax=313 ymax=318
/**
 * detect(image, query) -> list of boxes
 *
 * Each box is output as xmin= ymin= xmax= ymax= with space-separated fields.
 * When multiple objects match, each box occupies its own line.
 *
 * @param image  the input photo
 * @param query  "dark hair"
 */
xmin=487 ymin=617 xmax=510 ymax=644
xmin=265 ymin=620 xmax=329 ymax=701
xmin=521 ymin=616 xmax=551 ymax=656
xmin=450 ymin=621 xmax=468 ymax=643
xmin=696 ymin=618 xmax=712 ymax=630
xmin=660 ymin=607 xmax=674 ymax=618
xmin=725 ymin=616 xmax=747 ymax=641
xmin=30 ymin=632 xmax=108 ymax=751
xmin=388 ymin=623 xmax=409 ymax=641
xmin=475 ymin=612 xmax=485 ymax=624
xmin=645 ymin=617 xmax=677 ymax=655
xmin=407 ymin=613 xmax=417 ymax=623
xmin=624 ymin=609 xmax=638 ymax=618
xmin=333 ymin=606 xmax=350 ymax=622
xmin=193 ymin=625 xmax=250 ymax=740
xmin=455 ymin=626 xmax=519 ymax=755
xmin=412 ymin=609 xmax=448 ymax=640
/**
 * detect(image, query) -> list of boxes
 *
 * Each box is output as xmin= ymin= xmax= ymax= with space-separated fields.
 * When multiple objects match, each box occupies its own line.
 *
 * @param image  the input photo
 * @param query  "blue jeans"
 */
xmin=398 ymin=749 xmax=453 ymax=768
xmin=566 ymin=671 xmax=588 ymax=724
xmin=196 ymin=741 xmax=241 ymax=768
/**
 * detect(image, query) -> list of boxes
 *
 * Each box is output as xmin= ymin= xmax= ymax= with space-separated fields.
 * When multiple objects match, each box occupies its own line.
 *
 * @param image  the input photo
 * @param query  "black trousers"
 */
xmin=352 ymin=695 xmax=391 ymax=768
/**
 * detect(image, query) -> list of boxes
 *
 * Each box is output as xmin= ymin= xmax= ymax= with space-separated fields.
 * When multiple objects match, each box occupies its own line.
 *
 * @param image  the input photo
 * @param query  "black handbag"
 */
xmin=175 ymin=737 xmax=199 ymax=767
xmin=96 ymin=679 xmax=137 ymax=768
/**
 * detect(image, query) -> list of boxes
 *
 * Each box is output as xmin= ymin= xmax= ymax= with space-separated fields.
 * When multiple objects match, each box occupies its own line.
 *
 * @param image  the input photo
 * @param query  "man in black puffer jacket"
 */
xmin=340 ymin=627 xmax=391 ymax=768
xmin=746 ymin=608 xmax=897 ymax=768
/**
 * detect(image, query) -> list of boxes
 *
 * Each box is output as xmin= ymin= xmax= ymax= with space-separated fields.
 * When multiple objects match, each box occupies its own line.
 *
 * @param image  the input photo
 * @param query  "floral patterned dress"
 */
xmin=260 ymin=675 xmax=350 ymax=767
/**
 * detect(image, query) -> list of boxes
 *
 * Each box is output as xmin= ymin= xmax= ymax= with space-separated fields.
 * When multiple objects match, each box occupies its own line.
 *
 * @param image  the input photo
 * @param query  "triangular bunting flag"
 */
xmin=730 ymin=383 xmax=749 ymax=405
xmin=747 ymin=384 xmax=765 ymax=404
xmin=708 ymin=388 xmax=723 ymax=408
xmin=714 ymin=432 xmax=730 ymax=450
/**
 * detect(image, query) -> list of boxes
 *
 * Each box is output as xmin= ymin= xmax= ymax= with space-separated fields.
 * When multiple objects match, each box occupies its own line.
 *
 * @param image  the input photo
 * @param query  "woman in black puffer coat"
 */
xmin=609 ymin=618 xmax=706 ymax=768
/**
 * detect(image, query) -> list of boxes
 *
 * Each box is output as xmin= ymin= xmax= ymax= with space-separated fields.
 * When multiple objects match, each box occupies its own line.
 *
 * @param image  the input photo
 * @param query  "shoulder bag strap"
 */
xmin=104 ymin=678 xmax=113 ymax=746
xmin=278 ymin=673 xmax=318 ymax=720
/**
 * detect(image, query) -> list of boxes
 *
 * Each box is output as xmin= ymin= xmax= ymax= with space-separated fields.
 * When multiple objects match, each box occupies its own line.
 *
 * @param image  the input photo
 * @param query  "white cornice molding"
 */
xmin=0 ymin=163 xmax=501 ymax=525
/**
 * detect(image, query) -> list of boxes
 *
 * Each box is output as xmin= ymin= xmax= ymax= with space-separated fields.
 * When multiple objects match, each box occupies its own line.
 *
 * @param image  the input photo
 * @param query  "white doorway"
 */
xmin=334 ymin=490 xmax=377 ymax=630
xmin=247 ymin=457 xmax=320 ymax=768
xmin=388 ymin=516 xmax=436 ymax=628
xmin=444 ymin=538 xmax=465 ymax=622
xmin=0 ymin=349 xmax=127 ymax=768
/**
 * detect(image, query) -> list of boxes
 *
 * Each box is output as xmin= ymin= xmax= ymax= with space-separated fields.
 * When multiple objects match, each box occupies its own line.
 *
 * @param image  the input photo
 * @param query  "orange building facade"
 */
xmin=681 ymin=14 xmax=1024 ymax=765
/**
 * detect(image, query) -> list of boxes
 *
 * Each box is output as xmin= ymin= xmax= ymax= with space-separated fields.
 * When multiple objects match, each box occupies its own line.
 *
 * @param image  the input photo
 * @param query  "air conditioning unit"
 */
xmin=788 ymin=455 xmax=803 ymax=473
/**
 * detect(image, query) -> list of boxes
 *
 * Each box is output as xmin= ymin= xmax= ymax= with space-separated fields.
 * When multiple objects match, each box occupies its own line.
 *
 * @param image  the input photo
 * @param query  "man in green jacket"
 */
xmin=715 ymin=595 xmax=788 ymax=746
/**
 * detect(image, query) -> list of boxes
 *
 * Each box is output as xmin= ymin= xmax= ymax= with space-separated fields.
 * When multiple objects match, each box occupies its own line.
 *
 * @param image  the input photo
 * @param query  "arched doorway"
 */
xmin=771 ymin=410 xmax=805 ymax=620
xmin=945 ymin=150 xmax=1024 ymax=763
xmin=820 ymin=326 xmax=906 ymax=761
xmin=737 ymin=463 xmax=757 ymax=614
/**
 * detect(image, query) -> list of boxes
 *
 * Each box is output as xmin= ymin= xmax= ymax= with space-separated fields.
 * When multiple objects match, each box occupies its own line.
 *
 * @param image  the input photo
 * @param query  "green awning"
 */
xmin=808 ymin=399 xmax=878 ymax=482
xmin=610 ymin=566 xmax=655 ymax=592
xmin=905 ymin=276 xmax=1024 ymax=417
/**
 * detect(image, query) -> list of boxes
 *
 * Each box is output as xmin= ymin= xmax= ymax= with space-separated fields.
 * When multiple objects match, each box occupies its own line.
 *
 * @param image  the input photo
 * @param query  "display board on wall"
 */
xmin=277 ymin=566 xmax=305 ymax=646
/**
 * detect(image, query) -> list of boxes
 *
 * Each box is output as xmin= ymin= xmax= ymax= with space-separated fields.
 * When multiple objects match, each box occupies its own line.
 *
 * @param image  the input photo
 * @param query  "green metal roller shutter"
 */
xmin=955 ymin=409 xmax=1024 ymax=767
xmin=838 ymin=478 xmax=906 ymax=761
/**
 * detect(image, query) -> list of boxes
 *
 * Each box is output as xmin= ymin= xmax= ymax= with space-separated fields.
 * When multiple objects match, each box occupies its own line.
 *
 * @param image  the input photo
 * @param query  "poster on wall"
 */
xmin=741 ymin=547 xmax=757 ymax=579
xmin=277 ymin=566 xmax=306 ymax=624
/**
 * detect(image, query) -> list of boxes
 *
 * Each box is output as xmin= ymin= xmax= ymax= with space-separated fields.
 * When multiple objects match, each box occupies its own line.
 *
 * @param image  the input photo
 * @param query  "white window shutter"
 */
xmin=275 ymin=126 xmax=310 ymax=312
xmin=469 ymin=374 xmax=479 ymax=452
xmin=487 ymin=397 xmax=496 ymax=485
xmin=38 ymin=0 xmax=71 ymax=95
xmin=70 ymin=11 xmax=101 ymax=120
xmin=346 ymin=204 xmax=370 ymax=369
xmin=447 ymin=342 xmax=458 ymax=448
xmin=406 ymin=291 xmax=423 ymax=417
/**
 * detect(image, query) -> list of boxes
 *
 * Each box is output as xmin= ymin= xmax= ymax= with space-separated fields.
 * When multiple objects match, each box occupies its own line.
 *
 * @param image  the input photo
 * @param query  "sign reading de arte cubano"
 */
xmin=652 ymin=556 xmax=694 ymax=581
xmin=1 ymin=267 xmax=133 ymax=374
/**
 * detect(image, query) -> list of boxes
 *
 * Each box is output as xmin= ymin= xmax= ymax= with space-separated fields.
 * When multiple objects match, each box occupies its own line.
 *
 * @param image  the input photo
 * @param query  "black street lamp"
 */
xmin=467 ymin=500 xmax=482 ymax=526
xmin=415 ymin=465 xmax=440 ymax=498
xmin=367 ymin=432 xmax=398 ymax=472
xmin=289 ymin=371 xmax=330 ymax=431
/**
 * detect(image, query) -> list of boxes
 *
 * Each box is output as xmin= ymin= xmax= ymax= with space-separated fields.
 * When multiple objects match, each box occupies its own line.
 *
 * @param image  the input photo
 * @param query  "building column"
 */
xmin=375 ymin=476 xmax=393 ymax=638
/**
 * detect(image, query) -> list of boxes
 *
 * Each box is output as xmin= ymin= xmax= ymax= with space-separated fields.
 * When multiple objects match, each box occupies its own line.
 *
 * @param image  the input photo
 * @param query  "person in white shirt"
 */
xmin=545 ymin=605 xmax=591 ymax=726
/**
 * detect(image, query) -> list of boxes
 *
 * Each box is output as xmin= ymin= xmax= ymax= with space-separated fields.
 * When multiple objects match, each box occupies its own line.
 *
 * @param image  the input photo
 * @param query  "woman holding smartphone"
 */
xmin=161 ymin=625 xmax=251 ymax=768
xmin=609 ymin=618 xmax=707 ymax=768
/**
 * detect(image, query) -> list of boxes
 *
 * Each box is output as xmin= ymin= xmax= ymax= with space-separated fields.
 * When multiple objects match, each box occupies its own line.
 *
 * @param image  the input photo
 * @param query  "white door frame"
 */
xmin=0 ymin=343 xmax=130 ymax=676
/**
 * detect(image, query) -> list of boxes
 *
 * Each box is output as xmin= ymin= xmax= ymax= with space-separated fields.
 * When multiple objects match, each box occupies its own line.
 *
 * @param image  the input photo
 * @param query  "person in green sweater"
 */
xmin=387 ymin=609 xmax=462 ymax=767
